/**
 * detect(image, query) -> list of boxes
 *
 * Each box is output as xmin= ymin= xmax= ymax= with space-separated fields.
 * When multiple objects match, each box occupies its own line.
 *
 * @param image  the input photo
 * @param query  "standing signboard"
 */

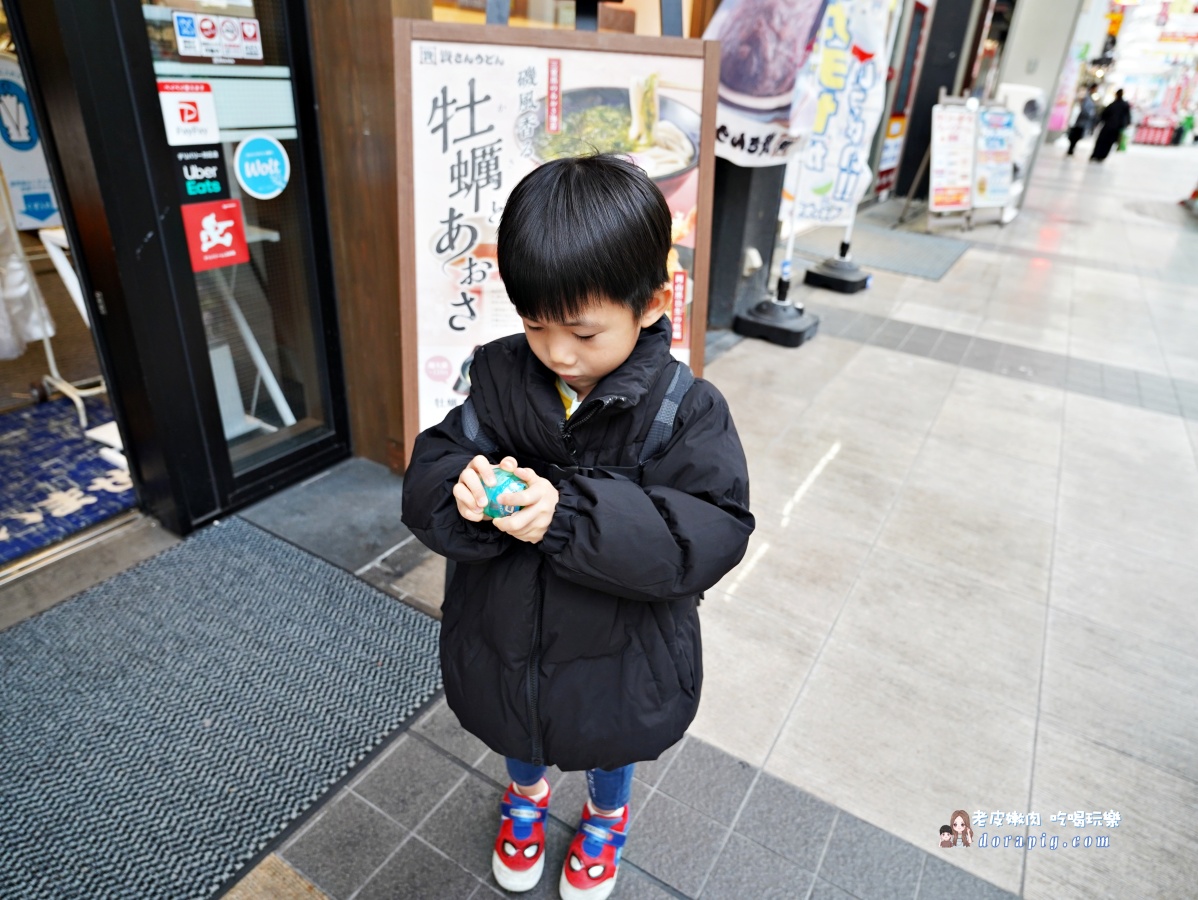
xmin=0 ymin=53 xmax=61 ymax=230
xmin=973 ymin=106 xmax=1014 ymax=210
xmin=395 ymin=22 xmax=717 ymax=447
xmin=929 ymin=103 xmax=976 ymax=213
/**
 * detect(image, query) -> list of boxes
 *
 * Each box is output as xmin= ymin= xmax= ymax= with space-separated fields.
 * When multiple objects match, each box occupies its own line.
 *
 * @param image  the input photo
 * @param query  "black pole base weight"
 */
xmin=804 ymin=257 xmax=872 ymax=294
xmin=733 ymin=301 xmax=820 ymax=348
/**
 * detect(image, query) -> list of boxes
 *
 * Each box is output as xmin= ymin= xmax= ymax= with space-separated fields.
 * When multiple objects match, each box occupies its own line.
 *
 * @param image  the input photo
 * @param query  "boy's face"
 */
xmin=522 ymin=288 xmax=672 ymax=400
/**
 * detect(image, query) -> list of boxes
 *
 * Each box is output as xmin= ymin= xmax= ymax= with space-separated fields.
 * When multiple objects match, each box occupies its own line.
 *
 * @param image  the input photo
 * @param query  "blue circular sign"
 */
xmin=234 ymin=135 xmax=290 ymax=200
xmin=0 ymin=79 xmax=39 ymax=151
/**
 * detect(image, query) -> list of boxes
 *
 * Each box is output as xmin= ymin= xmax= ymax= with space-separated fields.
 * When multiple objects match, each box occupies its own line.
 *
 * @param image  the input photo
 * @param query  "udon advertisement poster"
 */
xmin=410 ymin=40 xmax=706 ymax=431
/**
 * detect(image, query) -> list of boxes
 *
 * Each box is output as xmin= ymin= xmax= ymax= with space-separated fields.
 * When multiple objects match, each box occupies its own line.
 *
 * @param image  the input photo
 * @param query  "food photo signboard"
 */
xmin=395 ymin=22 xmax=718 ymax=449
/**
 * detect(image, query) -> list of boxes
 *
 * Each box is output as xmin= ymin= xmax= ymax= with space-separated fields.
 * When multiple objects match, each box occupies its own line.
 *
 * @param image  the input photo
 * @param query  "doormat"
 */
xmin=0 ymin=517 xmax=442 ymax=899
xmin=0 ymin=396 xmax=135 ymax=567
xmin=790 ymin=221 xmax=970 ymax=280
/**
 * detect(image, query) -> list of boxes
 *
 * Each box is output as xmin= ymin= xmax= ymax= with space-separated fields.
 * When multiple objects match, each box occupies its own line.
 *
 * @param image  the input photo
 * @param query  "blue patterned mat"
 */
xmin=0 ymin=517 xmax=442 ymax=899
xmin=0 ymin=397 xmax=136 ymax=566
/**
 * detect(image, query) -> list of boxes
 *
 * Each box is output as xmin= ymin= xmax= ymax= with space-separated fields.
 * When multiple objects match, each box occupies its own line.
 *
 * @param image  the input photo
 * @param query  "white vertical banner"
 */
xmin=791 ymin=0 xmax=890 ymax=226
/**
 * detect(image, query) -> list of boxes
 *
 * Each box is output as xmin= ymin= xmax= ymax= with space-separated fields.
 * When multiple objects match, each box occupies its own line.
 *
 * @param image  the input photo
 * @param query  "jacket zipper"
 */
xmin=528 ymin=396 xmax=624 ymax=764
xmin=527 ymin=568 xmax=545 ymax=765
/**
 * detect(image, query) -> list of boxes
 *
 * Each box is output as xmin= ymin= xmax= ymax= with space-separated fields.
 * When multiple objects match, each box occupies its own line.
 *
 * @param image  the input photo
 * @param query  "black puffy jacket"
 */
xmin=401 ymin=319 xmax=754 ymax=771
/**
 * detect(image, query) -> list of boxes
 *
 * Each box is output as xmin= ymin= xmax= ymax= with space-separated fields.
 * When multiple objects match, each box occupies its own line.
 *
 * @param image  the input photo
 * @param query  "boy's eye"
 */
xmin=574 ymin=334 xmax=597 ymax=341
xmin=525 ymin=324 xmax=543 ymax=331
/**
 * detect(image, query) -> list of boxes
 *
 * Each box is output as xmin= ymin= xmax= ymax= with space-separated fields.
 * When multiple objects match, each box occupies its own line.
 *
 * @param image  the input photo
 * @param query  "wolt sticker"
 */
xmin=234 ymin=135 xmax=290 ymax=200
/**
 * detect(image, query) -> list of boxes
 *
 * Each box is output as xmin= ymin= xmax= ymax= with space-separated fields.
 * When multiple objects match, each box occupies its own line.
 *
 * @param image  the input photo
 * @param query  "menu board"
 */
xmin=973 ymin=107 xmax=1014 ymax=210
xmin=396 ymin=23 xmax=717 ymax=438
xmin=929 ymin=103 xmax=976 ymax=213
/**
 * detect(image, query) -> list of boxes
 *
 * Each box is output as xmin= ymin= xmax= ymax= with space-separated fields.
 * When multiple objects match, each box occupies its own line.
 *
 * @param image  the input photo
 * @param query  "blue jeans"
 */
xmin=506 ymin=757 xmax=635 ymax=810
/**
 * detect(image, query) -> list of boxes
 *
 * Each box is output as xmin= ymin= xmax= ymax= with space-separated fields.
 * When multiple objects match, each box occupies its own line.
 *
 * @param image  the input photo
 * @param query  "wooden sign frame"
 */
xmin=394 ymin=20 xmax=719 ymax=464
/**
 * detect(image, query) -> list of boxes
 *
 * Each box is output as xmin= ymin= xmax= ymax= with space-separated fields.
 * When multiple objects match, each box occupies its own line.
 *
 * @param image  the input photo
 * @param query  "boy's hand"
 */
xmin=491 ymin=467 xmax=558 ymax=544
xmin=453 ymin=455 xmax=518 ymax=522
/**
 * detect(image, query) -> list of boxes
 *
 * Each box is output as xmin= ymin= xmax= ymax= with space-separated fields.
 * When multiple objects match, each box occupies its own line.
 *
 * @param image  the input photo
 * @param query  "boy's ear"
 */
xmin=639 ymin=283 xmax=674 ymax=328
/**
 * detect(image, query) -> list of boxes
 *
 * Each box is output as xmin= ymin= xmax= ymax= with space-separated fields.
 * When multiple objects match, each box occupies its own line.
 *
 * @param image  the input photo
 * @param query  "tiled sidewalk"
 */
xmin=267 ymin=697 xmax=1014 ymax=900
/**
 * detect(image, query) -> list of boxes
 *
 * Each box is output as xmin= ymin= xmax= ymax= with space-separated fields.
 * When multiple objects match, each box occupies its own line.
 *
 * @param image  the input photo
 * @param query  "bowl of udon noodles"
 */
xmin=532 ymin=80 xmax=701 ymax=194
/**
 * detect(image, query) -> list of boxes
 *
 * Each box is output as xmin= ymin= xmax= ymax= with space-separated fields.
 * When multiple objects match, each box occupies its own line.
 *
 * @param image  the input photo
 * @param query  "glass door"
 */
xmin=141 ymin=0 xmax=341 ymax=478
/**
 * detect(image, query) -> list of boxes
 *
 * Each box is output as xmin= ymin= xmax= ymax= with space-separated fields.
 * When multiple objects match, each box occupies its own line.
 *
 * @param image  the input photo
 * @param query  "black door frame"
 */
xmin=7 ymin=0 xmax=350 ymax=534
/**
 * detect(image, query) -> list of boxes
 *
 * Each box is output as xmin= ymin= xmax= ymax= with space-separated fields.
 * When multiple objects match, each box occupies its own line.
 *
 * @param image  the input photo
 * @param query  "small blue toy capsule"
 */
xmin=483 ymin=468 xmax=528 ymax=519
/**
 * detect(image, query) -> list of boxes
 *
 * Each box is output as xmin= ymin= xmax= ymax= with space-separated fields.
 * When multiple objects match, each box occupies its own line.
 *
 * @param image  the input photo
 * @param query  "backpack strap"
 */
xmin=461 ymin=396 xmax=499 ymax=455
xmin=637 ymin=361 xmax=694 ymax=466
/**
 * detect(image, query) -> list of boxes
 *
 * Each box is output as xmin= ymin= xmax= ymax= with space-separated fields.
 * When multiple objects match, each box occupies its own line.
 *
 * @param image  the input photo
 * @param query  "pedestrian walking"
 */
xmin=1090 ymin=89 xmax=1132 ymax=162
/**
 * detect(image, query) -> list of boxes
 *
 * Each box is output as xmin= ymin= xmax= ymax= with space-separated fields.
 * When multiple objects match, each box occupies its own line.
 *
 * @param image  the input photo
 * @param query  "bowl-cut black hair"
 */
xmin=497 ymin=154 xmax=672 ymax=323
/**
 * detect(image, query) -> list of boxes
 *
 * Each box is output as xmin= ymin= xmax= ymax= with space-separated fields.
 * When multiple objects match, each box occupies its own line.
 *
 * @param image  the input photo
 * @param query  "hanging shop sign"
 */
xmin=973 ymin=107 xmax=1015 ymax=210
xmin=396 ymin=22 xmax=717 ymax=439
xmin=172 ymin=10 xmax=264 ymax=64
xmin=929 ymin=103 xmax=976 ymax=213
xmin=0 ymin=54 xmax=60 ymax=230
xmin=180 ymin=198 xmax=250 ymax=271
xmin=234 ymin=135 xmax=290 ymax=200
xmin=702 ymin=0 xmax=828 ymax=167
xmin=158 ymin=81 xmax=221 ymax=146
xmin=174 ymin=144 xmax=229 ymax=200
xmin=791 ymin=0 xmax=891 ymax=226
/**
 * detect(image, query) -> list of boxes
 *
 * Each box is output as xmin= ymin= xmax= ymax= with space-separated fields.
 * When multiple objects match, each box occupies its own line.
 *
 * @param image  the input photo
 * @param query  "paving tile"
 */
xmin=1039 ymin=609 xmax=1198 ymax=782
xmin=1023 ymin=724 xmax=1198 ymax=900
xmin=927 ymin=332 xmax=971 ymax=365
xmin=877 ymin=480 xmax=1054 ymax=599
xmin=354 ymin=734 xmax=470 ymax=829
xmin=818 ymin=813 xmax=924 ymax=900
xmin=930 ymin=368 xmax=1063 ymax=467
xmin=355 ymin=836 xmax=479 ymax=900
xmin=281 ymin=793 xmax=408 ymax=900
xmin=604 ymin=867 xmax=680 ymax=899
xmin=841 ymin=313 xmax=887 ymax=343
xmin=916 ymin=856 xmax=1018 ymax=900
xmin=623 ymin=792 xmax=729 ymax=897
xmin=417 ymin=772 xmax=506 ymax=880
xmin=832 ymin=549 xmax=1044 ymax=714
xmin=413 ymin=699 xmax=490 ymax=766
xmin=655 ymin=738 xmax=756 ymax=825
xmin=1050 ymin=533 xmax=1198 ymax=655
xmin=898 ymin=324 xmax=942 ymax=357
xmin=765 ymin=641 xmax=1029 ymax=894
xmin=735 ymin=772 xmax=837 ymax=872
xmin=632 ymin=737 xmax=685 ymax=788
xmin=239 ymin=458 xmax=408 ymax=572
xmin=960 ymin=337 xmax=1003 ymax=372
xmin=808 ymin=878 xmax=861 ymax=900
xmin=700 ymin=832 xmax=815 ymax=900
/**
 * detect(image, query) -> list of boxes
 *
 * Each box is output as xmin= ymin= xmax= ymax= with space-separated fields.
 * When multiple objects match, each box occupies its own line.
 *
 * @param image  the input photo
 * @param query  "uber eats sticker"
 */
xmin=175 ymin=145 xmax=229 ymax=200
xmin=234 ymin=134 xmax=289 ymax=200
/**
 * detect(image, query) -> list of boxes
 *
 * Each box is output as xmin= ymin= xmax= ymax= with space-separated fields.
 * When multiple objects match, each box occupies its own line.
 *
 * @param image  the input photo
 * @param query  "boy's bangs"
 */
xmin=498 ymin=155 xmax=671 ymax=323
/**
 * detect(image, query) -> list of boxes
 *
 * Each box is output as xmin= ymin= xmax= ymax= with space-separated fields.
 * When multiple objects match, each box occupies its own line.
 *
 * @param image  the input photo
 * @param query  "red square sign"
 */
xmin=180 ymin=199 xmax=250 ymax=271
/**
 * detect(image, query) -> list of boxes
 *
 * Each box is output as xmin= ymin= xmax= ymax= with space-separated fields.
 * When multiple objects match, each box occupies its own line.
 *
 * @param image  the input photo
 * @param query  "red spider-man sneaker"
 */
xmin=491 ymin=782 xmax=552 ymax=892
xmin=559 ymin=802 xmax=629 ymax=900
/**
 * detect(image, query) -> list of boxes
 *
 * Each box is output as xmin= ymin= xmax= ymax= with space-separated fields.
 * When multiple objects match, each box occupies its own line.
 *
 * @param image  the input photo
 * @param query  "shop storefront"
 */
xmin=1 ymin=0 xmax=349 ymax=558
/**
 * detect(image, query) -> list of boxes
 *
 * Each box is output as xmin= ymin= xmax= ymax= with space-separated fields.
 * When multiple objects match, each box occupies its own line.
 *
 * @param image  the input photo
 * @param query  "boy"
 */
xmin=401 ymin=154 xmax=753 ymax=899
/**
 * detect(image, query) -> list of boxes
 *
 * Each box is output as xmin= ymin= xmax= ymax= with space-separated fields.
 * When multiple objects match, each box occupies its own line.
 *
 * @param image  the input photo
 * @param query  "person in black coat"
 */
xmin=402 ymin=155 xmax=754 ymax=899
xmin=1090 ymin=89 xmax=1132 ymax=162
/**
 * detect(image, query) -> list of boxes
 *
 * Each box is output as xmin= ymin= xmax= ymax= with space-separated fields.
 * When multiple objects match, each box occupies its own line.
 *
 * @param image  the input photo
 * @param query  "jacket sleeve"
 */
xmin=400 ymin=405 xmax=514 ymax=563
xmin=539 ymin=382 xmax=754 ymax=602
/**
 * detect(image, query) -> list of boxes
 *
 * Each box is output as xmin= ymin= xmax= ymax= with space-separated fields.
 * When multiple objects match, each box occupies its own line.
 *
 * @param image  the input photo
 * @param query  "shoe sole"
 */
xmin=492 ymin=850 xmax=544 ymax=892
xmin=559 ymin=869 xmax=617 ymax=900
